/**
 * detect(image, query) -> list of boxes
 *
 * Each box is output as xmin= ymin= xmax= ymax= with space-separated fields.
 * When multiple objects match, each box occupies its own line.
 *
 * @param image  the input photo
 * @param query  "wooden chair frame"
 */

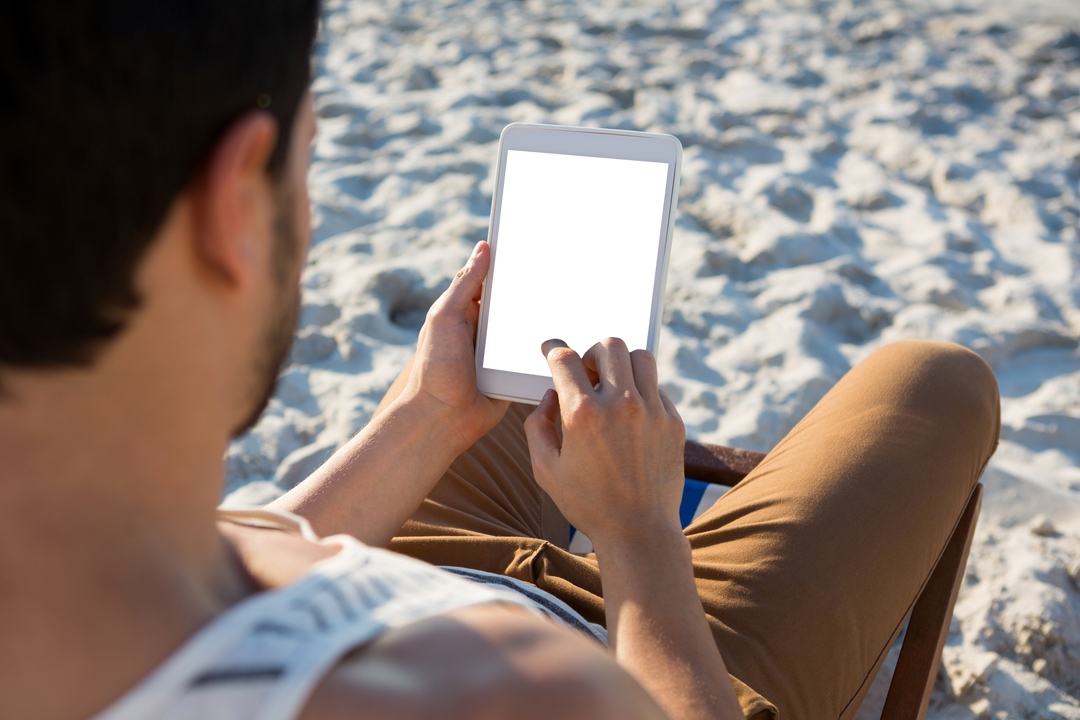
xmin=684 ymin=440 xmax=983 ymax=720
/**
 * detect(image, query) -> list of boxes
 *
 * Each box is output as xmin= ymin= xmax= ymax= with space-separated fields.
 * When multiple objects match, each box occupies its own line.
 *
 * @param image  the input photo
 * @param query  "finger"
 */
xmin=524 ymin=389 xmax=562 ymax=473
xmin=541 ymin=340 xmax=594 ymax=400
xmin=581 ymin=338 xmax=636 ymax=396
xmin=431 ymin=241 xmax=489 ymax=321
xmin=578 ymin=344 xmax=601 ymax=387
xmin=629 ymin=349 xmax=660 ymax=407
xmin=658 ymin=387 xmax=680 ymax=418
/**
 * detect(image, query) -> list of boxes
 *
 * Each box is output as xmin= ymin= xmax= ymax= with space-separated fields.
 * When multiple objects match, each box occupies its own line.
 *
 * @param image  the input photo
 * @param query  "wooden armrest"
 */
xmin=684 ymin=440 xmax=767 ymax=487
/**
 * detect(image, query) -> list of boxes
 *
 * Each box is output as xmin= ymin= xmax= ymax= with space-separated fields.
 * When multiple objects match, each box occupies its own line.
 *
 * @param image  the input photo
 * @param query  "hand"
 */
xmin=523 ymin=338 xmax=686 ymax=549
xmin=400 ymin=241 xmax=509 ymax=454
xmin=523 ymin=340 xmax=745 ymax=720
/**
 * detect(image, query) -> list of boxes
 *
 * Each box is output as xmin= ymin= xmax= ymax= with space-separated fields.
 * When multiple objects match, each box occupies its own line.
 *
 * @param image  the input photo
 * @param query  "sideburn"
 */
xmin=231 ymin=183 xmax=303 ymax=438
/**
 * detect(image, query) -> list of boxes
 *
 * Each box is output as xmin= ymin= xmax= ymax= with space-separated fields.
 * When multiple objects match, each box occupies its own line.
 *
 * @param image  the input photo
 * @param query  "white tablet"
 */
xmin=474 ymin=123 xmax=682 ymax=404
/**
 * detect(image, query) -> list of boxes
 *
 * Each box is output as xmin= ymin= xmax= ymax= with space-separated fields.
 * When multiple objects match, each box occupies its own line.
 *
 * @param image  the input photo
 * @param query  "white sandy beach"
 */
xmin=223 ymin=0 xmax=1080 ymax=716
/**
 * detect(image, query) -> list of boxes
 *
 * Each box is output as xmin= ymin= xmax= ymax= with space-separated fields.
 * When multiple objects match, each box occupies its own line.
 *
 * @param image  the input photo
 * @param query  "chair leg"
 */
xmin=880 ymin=483 xmax=983 ymax=720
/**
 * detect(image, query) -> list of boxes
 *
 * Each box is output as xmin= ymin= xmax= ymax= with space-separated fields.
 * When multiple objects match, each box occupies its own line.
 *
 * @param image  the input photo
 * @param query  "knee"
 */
xmin=871 ymin=339 xmax=997 ymax=395
xmin=866 ymin=340 xmax=1000 ymax=452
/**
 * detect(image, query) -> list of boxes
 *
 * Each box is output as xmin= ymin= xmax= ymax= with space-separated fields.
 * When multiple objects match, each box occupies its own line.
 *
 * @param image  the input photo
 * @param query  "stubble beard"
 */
xmin=231 ymin=184 xmax=303 ymax=438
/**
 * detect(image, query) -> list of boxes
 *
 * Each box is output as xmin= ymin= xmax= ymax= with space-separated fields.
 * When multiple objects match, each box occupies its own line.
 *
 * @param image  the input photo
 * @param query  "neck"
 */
xmin=0 ymin=190 xmax=279 ymax=720
xmin=0 ymin=352 xmax=249 ymax=719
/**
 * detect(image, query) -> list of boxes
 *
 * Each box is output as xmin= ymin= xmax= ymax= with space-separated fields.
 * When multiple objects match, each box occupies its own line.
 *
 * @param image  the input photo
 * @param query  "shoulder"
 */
xmin=297 ymin=604 xmax=665 ymax=720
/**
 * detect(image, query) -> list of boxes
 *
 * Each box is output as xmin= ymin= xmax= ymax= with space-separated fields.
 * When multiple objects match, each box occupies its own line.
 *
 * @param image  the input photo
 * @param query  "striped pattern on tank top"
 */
xmin=89 ymin=509 xmax=605 ymax=720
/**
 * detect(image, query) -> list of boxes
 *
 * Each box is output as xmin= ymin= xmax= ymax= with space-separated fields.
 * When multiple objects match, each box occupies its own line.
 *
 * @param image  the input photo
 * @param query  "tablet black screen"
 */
xmin=483 ymin=149 xmax=669 ymax=377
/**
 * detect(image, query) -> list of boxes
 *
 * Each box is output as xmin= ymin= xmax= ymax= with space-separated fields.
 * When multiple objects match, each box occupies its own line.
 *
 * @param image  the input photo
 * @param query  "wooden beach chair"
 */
xmin=684 ymin=440 xmax=983 ymax=720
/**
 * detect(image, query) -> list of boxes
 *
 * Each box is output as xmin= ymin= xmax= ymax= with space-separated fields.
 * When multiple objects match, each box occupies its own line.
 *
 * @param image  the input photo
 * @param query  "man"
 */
xmin=0 ymin=2 xmax=1000 ymax=720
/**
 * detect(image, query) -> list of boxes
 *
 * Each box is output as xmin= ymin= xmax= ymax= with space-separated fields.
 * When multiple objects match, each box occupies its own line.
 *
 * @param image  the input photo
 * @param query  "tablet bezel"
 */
xmin=473 ymin=123 xmax=682 ymax=404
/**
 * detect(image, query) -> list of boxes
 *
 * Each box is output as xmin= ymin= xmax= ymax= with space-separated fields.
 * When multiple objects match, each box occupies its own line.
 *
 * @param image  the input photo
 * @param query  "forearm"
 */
xmin=268 ymin=394 xmax=462 ymax=547
xmin=371 ymin=354 xmax=414 ymax=420
xmin=593 ymin=526 xmax=745 ymax=720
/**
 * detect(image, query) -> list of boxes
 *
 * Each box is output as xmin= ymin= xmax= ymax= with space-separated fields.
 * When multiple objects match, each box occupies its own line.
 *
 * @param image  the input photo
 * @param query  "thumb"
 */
xmin=437 ymin=241 xmax=490 ymax=319
xmin=524 ymin=389 xmax=561 ymax=474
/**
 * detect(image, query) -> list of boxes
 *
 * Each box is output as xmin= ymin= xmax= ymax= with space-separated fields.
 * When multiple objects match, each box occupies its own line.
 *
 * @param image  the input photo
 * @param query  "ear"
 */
xmin=191 ymin=112 xmax=279 ymax=288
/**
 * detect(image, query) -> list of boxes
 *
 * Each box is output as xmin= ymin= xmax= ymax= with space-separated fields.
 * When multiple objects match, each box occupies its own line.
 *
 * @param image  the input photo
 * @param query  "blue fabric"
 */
xmin=570 ymin=477 xmax=707 ymax=542
xmin=679 ymin=478 xmax=709 ymax=528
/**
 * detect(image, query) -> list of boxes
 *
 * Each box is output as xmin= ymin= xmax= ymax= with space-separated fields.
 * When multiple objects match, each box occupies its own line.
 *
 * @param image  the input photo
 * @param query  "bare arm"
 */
xmin=221 ymin=521 xmax=666 ymax=720
xmin=267 ymin=393 xmax=462 ymax=547
xmin=595 ymin=528 xmax=741 ymax=720
xmin=301 ymin=604 xmax=668 ymax=720
xmin=524 ymin=339 xmax=745 ymax=720
xmin=269 ymin=242 xmax=509 ymax=546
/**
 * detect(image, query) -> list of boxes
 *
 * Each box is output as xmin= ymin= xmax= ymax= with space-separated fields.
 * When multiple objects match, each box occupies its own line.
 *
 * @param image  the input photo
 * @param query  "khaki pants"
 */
xmin=387 ymin=341 xmax=1000 ymax=720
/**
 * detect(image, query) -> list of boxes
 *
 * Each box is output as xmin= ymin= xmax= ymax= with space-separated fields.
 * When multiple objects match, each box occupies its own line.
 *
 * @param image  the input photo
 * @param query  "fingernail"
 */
xmin=541 ymin=339 xmax=568 ymax=356
xmin=472 ymin=240 xmax=484 ymax=257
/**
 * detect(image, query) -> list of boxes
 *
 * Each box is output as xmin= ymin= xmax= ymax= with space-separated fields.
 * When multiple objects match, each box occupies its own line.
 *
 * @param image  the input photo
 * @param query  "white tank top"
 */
xmin=89 ymin=509 xmax=605 ymax=720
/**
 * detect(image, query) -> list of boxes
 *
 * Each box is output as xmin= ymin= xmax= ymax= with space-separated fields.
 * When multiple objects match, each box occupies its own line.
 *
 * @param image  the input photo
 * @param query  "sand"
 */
xmin=222 ymin=0 xmax=1080 ymax=716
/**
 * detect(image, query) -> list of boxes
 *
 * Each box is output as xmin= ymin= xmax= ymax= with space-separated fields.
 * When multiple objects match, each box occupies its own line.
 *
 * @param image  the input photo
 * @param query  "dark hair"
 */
xmin=0 ymin=0 xmax=320 ymax=369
